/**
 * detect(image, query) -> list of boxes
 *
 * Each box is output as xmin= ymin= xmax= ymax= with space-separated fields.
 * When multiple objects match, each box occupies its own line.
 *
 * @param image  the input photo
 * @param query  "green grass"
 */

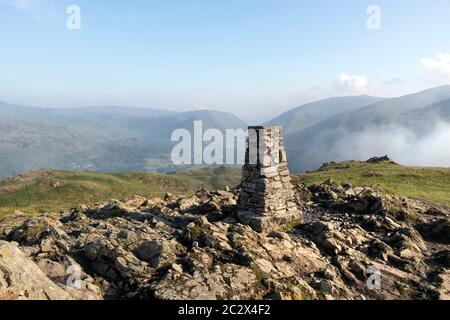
xmin=294 ymin=161 xmax=450 ymax=207
xmin=0 ymin=167 xmax=242 ymax=216
xmin=167 ymin=166 xmax=242 ymax=190
xmin=2 ymin=160 xmax=450 ymax=218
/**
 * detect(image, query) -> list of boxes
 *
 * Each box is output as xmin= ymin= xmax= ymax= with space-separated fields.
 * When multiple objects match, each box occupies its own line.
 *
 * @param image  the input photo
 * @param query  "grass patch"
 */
xmin=0 ymin=167 xmax=241 ymax=216
xmin=294 ymin=161 xmax=450 ymax=207
xmin=2 ymin=161 xmax=449 ymax=217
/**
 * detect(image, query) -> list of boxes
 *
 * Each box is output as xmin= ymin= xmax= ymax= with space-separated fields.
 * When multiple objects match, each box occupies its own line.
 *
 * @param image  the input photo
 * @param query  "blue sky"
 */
xmin=1 ymin=0 xmax=450 ymax=121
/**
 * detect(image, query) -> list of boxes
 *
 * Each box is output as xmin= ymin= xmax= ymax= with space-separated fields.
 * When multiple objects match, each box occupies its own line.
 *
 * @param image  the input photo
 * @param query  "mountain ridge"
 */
xmin=0 ymin=103 xmax=247 ymax=178
xmin=284 ymin=85 xmax=450 ymax=172
xmin=267 ymin=95 xmax=384 ymax=134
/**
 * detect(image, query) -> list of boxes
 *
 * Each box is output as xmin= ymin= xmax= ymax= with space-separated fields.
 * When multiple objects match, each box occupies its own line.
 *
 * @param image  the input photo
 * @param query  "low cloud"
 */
xmin=421 ymin=53 xmax=450 ymax=81
xmin=331 ymin=122 xmax=450 ymax=167
xmin=335 ymin=73 xmax=369 ymax=92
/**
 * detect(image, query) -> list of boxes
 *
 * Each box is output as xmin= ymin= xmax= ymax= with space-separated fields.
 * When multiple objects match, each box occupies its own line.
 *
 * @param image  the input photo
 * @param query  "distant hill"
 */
xmin=396 ymin=97 xmax=450 ymax=128
xmin=0 ymin=120 xmax=100 ymax=179
xmin=0 ymin=167 xmax=242 ymax=215
xmin=267 ymin=95 xmax=383 ymax=135
xmin=0 ymin=102 xmax=247 ymax=143
xmin=285 ymin=86 xmax=450 ymax=172
xmin=295 ymin=158 xmax=450 ymax=207
xmin=0 ymin=102 xmax=247 ymax=179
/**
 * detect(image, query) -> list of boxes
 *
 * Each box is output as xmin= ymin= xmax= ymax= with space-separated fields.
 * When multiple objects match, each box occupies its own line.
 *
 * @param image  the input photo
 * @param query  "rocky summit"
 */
xmin=0 ymin=180 xmax=448 ymax=300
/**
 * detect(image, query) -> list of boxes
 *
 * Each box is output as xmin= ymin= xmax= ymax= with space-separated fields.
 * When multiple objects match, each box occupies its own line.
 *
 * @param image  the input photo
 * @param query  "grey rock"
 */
xmin=0 ymin=241 xmax=71 ymax=300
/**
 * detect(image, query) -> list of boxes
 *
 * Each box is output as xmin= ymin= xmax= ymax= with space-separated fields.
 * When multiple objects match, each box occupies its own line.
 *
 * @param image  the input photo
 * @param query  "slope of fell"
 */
xmin=294 ymin=159 xmax=450 ymax=207
xmin=0 ymin=167 xmax=242 ymax=216
xmin=268 ymin=95 xmax=383 ymax=135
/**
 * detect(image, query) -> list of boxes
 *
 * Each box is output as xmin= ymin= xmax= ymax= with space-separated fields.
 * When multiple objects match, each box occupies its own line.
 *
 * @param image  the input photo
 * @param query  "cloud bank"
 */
xmin=331 ymin=121 xmax=450 ymax=167
xmin=335 ymin=73 xmax=369 ymax=92
xmin=421 ymin=53 xmax=450 ymax=81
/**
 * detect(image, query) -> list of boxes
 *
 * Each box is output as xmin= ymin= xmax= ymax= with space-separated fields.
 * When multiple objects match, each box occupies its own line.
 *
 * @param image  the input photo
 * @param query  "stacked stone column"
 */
xmin=238 ymin=126 xmax=301 ymax=232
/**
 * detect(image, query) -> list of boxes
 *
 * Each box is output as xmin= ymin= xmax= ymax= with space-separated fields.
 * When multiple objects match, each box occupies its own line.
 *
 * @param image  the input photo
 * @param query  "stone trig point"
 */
xmin=237 ymin=126 xmax=302 ymax=232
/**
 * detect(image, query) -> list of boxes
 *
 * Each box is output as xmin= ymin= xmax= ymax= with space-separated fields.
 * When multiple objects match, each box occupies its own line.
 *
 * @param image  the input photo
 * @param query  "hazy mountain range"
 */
xmin=1 ymin=85 xmax=450 ymax=179
xmin=283 ymin=85 xmax=450 ymax=172
xmin=0 ymin=102 xmax=246 ymax=178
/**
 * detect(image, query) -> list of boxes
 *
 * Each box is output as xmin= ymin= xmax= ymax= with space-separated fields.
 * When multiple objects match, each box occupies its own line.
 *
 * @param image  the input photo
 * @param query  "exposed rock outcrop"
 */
xmin=366 ymin=155 xmax=397 ymax=164
xmin=0 ymin=181 xmax=448 ymax=300
xmin=0 ymin=241 xmax=71 ymax=300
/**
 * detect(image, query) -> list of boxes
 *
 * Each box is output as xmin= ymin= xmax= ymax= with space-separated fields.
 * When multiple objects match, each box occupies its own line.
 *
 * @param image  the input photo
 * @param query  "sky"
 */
xmin=1 ymin=0 xmax=450 ymax=122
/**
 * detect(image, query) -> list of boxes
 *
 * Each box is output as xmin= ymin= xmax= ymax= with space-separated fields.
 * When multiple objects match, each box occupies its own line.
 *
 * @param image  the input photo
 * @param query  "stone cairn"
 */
xmin=238 ymin=126 xmax=302 ymax=232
